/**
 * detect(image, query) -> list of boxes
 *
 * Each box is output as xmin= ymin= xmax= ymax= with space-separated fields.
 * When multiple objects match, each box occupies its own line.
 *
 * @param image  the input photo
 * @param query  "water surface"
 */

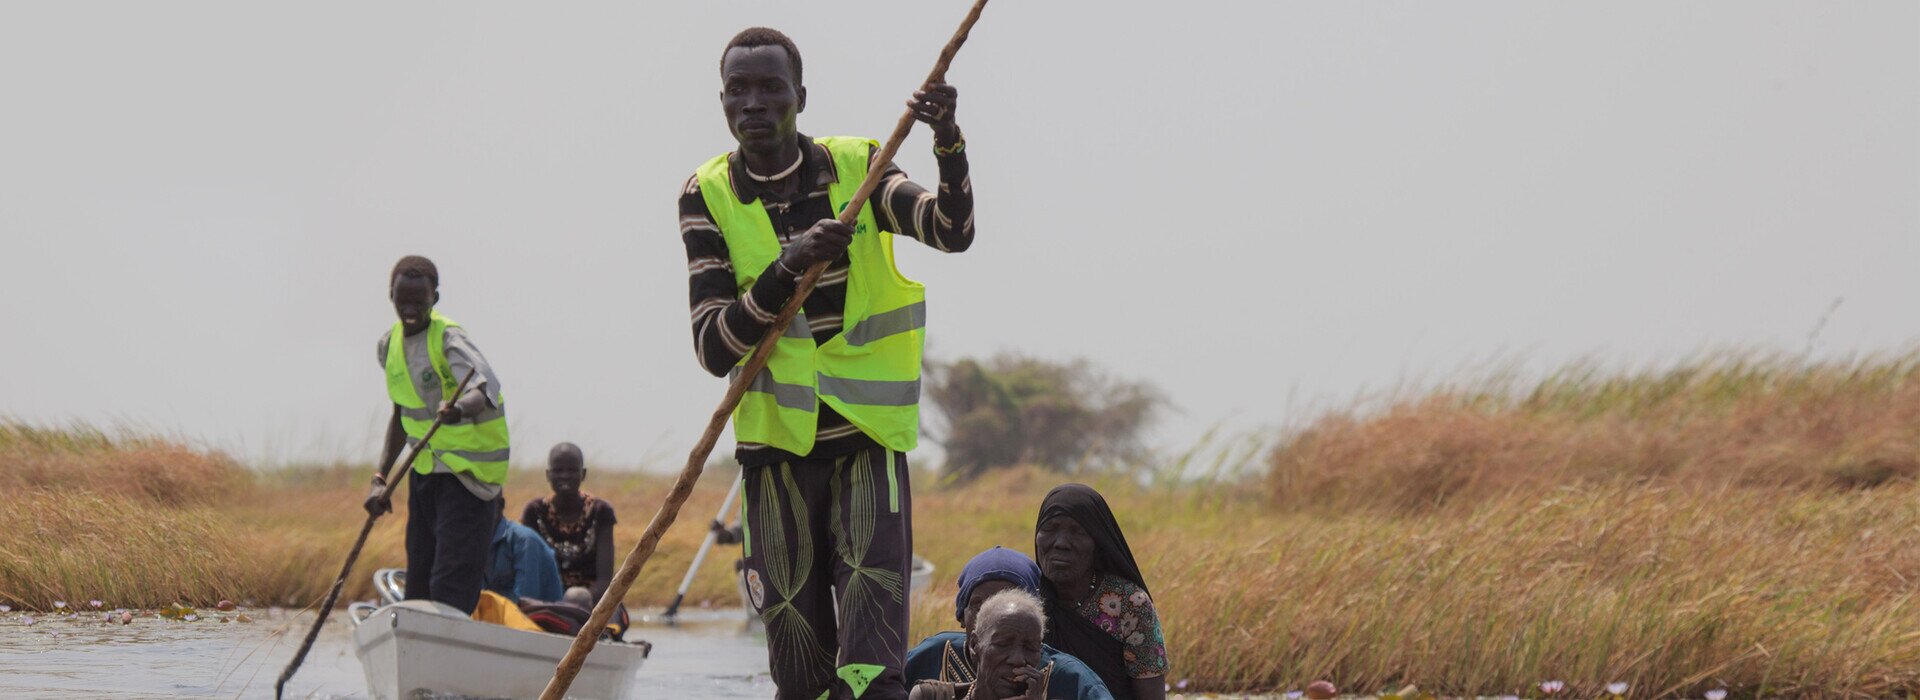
xmin=0 ymin=607 xmax=772 ymax=699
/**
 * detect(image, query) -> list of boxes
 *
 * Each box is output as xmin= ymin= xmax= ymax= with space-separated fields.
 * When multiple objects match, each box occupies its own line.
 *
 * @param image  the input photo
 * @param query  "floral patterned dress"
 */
xmin=1071 ymin=573 xmax=1168 ymax=679
xmin=520 ymin=494 xmax=617 ymax=590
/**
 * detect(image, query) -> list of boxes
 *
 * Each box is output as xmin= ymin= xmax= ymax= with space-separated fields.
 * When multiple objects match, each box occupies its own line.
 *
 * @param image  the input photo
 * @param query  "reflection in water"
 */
xmin=0 ymin=608 xmax=771 ymax=699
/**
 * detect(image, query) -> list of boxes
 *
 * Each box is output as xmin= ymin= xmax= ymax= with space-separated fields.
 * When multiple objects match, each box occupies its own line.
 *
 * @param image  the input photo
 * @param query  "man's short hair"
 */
xmin=550 ymin=442 xmax=583 ymax=467
xmin=721 ymin=27 xmax=802 ymax=86
xmin=973 ymin=588 xmax=1047 ymax=642
xmin=391 ymin=255 xmax=439 ymax=290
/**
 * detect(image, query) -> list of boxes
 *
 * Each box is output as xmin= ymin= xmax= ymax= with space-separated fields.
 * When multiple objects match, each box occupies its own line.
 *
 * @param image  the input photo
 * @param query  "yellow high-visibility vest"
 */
xmin=384 ymin=312 xmax=510 ymax=484
xmin=696 ymin=136 xmax=927 ymax=455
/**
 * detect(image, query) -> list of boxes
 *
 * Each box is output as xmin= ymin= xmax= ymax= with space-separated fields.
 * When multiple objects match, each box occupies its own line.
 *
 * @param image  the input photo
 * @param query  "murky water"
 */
xmin=0 ymin=607 xmax=774 ymax=699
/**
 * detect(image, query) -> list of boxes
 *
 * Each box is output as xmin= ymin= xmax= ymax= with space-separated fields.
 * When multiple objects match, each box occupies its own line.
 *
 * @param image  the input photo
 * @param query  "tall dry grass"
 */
xmin=6 ymin=353 xmax=1920 ymax=697
xmin=1268 ymin=353 xmax=1920 ymax=511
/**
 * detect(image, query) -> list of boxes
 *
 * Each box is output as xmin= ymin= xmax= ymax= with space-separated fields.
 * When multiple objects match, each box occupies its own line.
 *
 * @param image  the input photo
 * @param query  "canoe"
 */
xmin=351 ymin=570 xmax=651 ymax=700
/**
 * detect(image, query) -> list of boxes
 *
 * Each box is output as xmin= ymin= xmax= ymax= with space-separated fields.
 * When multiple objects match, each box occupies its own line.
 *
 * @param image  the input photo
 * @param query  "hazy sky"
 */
xmin=2 ymin=2 xmax=1915 ymax=470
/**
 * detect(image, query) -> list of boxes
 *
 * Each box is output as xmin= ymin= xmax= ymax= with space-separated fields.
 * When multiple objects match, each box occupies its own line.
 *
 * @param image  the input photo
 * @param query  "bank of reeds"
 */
xmin=6 ymin=352 xmax=1919 ymax=697
xmin=1267 ymin=352 xmax=1920 ymax=511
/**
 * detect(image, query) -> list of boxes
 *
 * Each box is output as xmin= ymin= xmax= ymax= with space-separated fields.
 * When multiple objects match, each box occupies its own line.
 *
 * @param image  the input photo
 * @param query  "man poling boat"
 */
xmin=537 ymin=2 xmax=994 ymax=698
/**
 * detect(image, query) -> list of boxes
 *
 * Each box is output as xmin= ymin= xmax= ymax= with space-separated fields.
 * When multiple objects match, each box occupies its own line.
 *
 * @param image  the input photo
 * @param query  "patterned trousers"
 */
xmin=740 ymin=444 xmax=913 ymax=700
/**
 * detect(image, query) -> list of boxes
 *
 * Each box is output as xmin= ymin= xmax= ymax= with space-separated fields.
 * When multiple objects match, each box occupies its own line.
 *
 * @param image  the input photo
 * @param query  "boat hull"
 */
xmin=352 ymin=601 xmax=650 ymax=700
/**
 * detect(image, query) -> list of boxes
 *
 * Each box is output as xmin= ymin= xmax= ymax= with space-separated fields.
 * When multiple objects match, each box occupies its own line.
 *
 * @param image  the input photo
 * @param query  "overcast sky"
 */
xmin=2 ymin=2 xmax=1914 ymax=470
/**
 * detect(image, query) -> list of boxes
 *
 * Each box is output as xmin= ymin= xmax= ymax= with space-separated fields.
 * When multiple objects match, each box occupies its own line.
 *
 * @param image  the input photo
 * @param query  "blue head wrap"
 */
xmin=953 ymin=546 xmax=1044 ymax=623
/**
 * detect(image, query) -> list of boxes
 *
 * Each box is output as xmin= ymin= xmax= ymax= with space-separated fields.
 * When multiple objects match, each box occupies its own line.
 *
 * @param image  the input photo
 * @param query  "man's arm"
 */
xmin=364 ymin=404 xmax=404 ymax=515
xmin=681 ymin=176 xmax=850 ymax=376
xmin=440 ymin=327 xmax=501 ymax=419
xmin=590 ymin=518 xmax=616 ymax=602
xmin=870 ymin=146 xmax=974 ymax=253
xmin=378 ymin=404 xmax=405 ymax=473
xmin=875 ymin=81 xmax=975 ymax=253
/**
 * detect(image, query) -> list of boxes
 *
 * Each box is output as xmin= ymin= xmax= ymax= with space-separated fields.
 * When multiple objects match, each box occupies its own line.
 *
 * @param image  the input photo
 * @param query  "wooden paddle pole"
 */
xmin=537 ymin=2 xmax=991 ymax=697
xmin=274 ymin=367 xmax=479 ymax=700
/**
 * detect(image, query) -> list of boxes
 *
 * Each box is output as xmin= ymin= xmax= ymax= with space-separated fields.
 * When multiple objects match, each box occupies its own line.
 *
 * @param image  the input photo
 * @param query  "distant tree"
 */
xmin=924 ymin=354 xmax=1166 ymax=480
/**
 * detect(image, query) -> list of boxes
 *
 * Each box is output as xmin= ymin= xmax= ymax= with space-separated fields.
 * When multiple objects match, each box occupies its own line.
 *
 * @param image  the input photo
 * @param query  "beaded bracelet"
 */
xmin=934 ymin=139 xmax=966 ymax=156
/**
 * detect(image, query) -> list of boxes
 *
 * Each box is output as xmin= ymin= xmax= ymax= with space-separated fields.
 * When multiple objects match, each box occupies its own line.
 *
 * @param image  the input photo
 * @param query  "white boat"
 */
xmin=350 ymin=570 xmax=651 ymax=700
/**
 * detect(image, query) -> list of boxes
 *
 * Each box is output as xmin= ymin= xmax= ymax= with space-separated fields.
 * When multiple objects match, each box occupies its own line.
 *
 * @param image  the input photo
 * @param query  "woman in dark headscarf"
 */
xmin=1033 ymin=484 xmax=1167 ymax=700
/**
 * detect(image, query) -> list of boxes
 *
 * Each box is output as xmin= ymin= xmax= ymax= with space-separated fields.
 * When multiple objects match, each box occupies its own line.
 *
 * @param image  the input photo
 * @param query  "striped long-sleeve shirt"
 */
xmin=681 ymin=133 xmax=975 ymax=466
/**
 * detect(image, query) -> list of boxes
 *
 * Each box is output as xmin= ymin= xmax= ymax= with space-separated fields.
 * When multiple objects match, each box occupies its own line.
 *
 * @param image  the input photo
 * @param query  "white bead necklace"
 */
xmin=745 ymin=153 xmax=802 ymax=182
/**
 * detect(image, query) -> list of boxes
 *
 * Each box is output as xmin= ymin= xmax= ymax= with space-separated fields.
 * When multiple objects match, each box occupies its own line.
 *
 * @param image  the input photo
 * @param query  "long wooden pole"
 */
xmin=538 ymin=2 xmax=991 ymax=697
xmin=662 ymin=475 xmax=742 ymax=622
xmin=274 ymin=367 xmax=478 ymax=700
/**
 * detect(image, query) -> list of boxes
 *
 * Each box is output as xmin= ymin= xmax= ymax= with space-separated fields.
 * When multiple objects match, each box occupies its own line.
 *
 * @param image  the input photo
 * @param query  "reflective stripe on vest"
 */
xmin=697 ymin=136 xmax=928 ymax=455
xmin=384 ymin=312 xmax=511 ymax=484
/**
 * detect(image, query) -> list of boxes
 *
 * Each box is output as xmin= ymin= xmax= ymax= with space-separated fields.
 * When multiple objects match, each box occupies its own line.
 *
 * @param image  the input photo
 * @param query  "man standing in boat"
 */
xmin=365 ymin=255 xmax=511 ymax=615
xmin=678 ymin=27 xmax=977 ymax=700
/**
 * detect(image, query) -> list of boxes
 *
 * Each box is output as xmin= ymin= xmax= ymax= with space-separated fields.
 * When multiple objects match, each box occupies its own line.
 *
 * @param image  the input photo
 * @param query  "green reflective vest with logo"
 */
xmin=696 ymin=136 xmax=927 ymax=455
xmin=384 ymin=312 xmax=511 ymax=484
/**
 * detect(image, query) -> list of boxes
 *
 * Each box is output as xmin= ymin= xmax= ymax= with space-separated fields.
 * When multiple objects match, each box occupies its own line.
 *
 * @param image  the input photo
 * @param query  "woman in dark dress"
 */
xmin=1033 ymin=484 xmax=1168 ymax=700
xmin=520 ymin=442 xmax=625 ymax=637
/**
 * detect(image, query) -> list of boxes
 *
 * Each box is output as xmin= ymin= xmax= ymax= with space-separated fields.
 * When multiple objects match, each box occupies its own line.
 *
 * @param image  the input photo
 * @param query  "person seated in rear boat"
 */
xmin=1032 ymin=485 xmax=1168 ymax=700
xmin=521 ymin=442 xmax=618 ymax=601
xmin=484 ymin=494 xmax=565 ymax=606
xmin=906 ymin=547 xmax=1112 ymax=700
xmin=521 ymin=442 xmax=629 ymax=639
xmin=909 ymin=588 xmax=1064 ymax=700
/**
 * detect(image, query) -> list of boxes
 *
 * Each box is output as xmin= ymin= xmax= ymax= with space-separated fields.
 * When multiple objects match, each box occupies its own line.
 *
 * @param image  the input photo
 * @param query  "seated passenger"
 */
xmin=484 ymin=494 xmax=565 ymax=605
xmin=1033 ymin=485 xmax=1168 ymax=700
xmin=520 ymin=442 xmax=617 ymax=601
xmin=521 ymin=442 xmax=628 ymax=639
xmin=910 ymin=588 xmax=1074 ymax=700
xmin=906 ymin=546 xmax=1112 ymax=700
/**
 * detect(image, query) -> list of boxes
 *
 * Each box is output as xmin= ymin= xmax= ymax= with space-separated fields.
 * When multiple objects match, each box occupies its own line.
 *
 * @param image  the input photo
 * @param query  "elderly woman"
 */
xmin=906 ymin=547 xmax=1112 ymax=700
xmin=1033 ymin=484 xmax=1167 ymax=700
xmin=909 ymin=588 xmax=1062 ymax=700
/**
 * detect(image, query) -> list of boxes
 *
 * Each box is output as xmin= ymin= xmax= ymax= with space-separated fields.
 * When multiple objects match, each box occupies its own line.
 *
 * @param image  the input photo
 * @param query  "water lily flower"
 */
xmin=1608 ymin=682 xmax=1629 ymax=695
xmin=0 ymin=604 xmax=10 ymax=612
xmin=89 ymin=600 xmax=103 ymax=608
xmin=1540 ymin=680 xmax=1566 ymax=695
xmin=1284 ymin=692 xmax=1303 ymax=700
xmin=1176 ymin=679 xmax=1190 ymax=689
xmin=1705 ymin=690 xmax=1727 ymax=700
xmin=53 ymin=601 xmax=67 ymax=609
xmin=235 ymin=613 xmax=253 ymax=623
xmin=21 ymin=616 xmax=35 ymax=625
xmin=119 ymin=612 xmax=134 ymax=625
xmin=183 ymin=614 xmax=198 ymax=622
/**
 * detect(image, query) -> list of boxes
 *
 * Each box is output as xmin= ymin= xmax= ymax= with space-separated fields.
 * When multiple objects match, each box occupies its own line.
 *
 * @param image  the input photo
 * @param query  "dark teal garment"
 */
xmin=486 ymin=516 xmax=565 ymax=603
xmin=905 ymin=631 xmax=1114 ymax=700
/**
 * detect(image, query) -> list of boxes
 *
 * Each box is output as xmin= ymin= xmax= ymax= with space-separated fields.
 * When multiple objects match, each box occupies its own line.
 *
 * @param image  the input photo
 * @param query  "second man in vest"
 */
xmin=679 ymin=27 xmax=978 ymax=700
xmin=366 ymin=255 xmax=511 ymax=615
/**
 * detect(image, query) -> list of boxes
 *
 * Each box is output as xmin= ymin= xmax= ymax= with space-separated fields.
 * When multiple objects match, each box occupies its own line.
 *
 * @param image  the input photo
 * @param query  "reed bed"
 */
xmin=6 ymin=353 xmax=1919 ymax=697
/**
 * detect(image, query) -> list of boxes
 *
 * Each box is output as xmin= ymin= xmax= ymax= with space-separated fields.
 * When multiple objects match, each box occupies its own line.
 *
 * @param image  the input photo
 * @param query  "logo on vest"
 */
xmin=856 ymin=222 xmax=870 ymax=235
xmin=420 ymin=368 xmax=437 ymax=387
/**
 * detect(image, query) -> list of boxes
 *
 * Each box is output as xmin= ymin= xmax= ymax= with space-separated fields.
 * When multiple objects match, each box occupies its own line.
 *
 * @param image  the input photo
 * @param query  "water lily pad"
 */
xmin=159 ymin=603 xmax=198 ymax=620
